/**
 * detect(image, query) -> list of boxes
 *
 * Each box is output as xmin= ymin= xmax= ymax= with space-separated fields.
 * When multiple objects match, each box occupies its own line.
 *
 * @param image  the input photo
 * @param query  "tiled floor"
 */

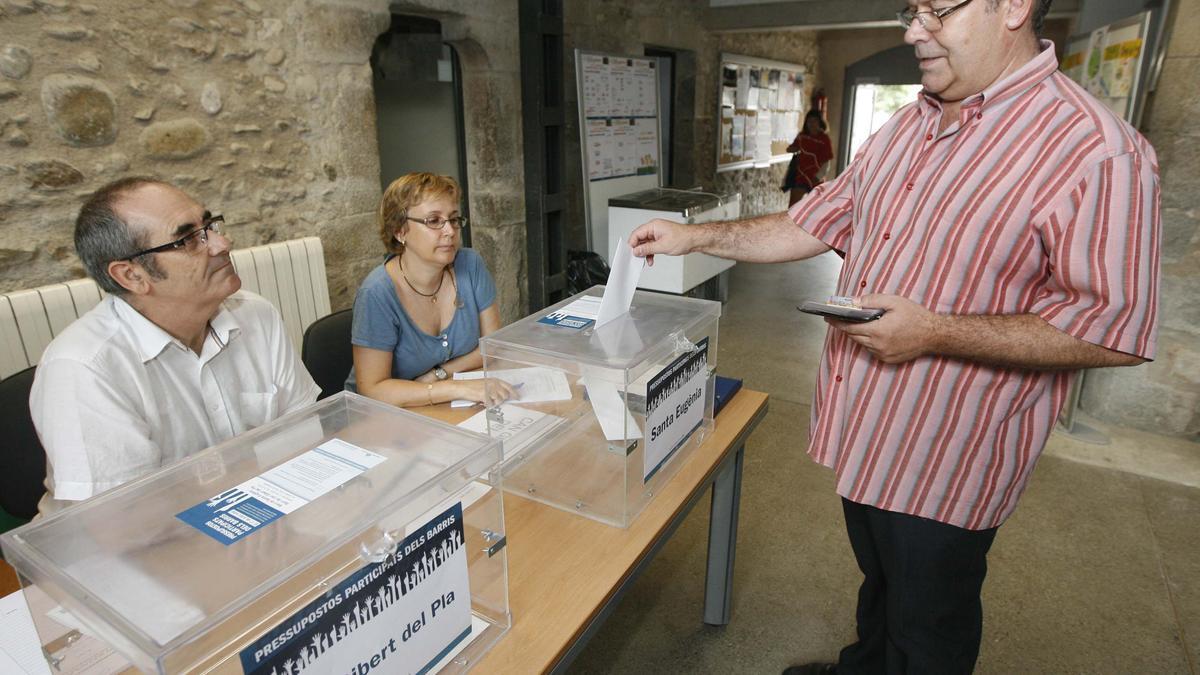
xmin=569 ymin=256 xmax=1200 ymax=674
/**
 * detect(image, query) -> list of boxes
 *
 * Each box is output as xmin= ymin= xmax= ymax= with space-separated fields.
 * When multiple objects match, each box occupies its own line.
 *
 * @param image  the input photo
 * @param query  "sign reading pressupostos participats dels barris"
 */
xmin=645 ymin=337 xmax=709 ymax=482
xmin=239 ymin=503 xmax=472 ymax=675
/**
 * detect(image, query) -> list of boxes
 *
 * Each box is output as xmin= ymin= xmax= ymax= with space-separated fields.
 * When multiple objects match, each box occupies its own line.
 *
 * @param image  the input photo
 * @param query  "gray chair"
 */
xmin=301 ymin=309 xmax=354 ymax=400
xmin=0 ymin=366 xmax=46 ymax=522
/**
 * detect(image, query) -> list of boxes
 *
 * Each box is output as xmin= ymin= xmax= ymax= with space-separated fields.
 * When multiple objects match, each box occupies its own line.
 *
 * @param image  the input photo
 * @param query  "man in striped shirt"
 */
xmin=630 ymin=0 xmax=1159 ymax=672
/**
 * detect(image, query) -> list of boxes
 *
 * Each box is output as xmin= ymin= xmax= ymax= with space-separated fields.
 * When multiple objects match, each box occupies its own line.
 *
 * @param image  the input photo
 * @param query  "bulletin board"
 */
xmin=1059 ymin=10 xmax=1157 ymax=126
xmin=576 ymin=50 xmax=662 ymax=256
xmin=716 ymin=53 xmax=807 ymax=173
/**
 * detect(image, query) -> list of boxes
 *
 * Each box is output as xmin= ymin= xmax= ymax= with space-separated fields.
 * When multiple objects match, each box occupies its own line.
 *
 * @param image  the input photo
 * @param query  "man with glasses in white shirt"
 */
xmin=31 ymin=177 xmax=320 ymax=516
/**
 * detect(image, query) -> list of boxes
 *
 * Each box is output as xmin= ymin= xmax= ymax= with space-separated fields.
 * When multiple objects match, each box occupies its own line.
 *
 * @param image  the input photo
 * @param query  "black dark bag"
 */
xmin=781 ymin=153 xmax=801 ymax=191
xmin=565 ymin=250 xmax=611 ymax=295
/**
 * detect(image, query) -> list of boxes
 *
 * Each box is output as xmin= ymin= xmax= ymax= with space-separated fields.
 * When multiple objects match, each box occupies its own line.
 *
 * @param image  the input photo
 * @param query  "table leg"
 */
xmin=703 ymin=442 xmax=744 ymax=625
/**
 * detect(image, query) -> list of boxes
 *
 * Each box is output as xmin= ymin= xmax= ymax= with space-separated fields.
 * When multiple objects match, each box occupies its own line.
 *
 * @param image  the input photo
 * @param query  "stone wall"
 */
xmin=1081 ymin=0 xmax=1200 ymax=440
xmin=562 ymin=1 xmax=820 ymax=251
xmin=0 ymin=0 xmax=528 ymax=322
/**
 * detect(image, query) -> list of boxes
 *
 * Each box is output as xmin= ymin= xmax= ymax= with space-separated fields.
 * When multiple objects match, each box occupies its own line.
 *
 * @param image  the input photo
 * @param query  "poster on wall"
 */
xmin=717 ymin=53 xmax=807 ymax=172
xmin=577 ymin=53 xmax=660 ymax=181
xmin=1059 ymin=10 xmax=1156 ymax=125
xmin=736 ymin=66 xmax=750 ymax=108
xmin=576 ymin=49 xmax=662 ymax=254
xmin=586 ymin=119 xmax=614 ymax=180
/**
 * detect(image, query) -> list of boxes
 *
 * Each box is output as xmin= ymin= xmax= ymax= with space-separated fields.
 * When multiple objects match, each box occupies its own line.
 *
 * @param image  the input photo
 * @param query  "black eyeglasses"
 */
xmin=123 ymin=212 xmax=225 ymax=260
xmin=897 ymin=0 xmax=977 ymax=32
xmin=406 ymin=215 xmax=468 ymax=231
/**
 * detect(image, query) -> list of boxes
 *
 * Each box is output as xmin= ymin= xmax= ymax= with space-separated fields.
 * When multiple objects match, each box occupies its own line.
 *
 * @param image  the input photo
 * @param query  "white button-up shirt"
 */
xmin=31 ymin=290 xmax=321 ymax=516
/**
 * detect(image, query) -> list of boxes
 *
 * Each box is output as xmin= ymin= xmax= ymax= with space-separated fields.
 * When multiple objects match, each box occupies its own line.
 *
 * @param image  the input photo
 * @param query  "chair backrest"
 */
xmin=0 ymin=236 xmax=332 ymax=379
xmin=301 ymin=308 xmax=354 ymax=400
xmin=0 ymin=366 xmax=45 ymax=521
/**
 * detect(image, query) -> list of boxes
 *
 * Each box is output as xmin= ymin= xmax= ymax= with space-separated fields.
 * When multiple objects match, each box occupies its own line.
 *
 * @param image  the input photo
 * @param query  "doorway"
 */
xmin=644 ymin=45 xmax=696 ymax=189
xmin=837 ymin=44 xmax=921 ymax=173
xmin=370 ymin=14 xmax=470 ymax=243
xmin=846 ymin=83 xmax=924 ymax=161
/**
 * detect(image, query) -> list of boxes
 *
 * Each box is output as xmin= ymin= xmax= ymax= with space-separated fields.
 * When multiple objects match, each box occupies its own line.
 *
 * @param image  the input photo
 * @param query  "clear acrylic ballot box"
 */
xmin=478 ymin=285 xmax=720 ymax=528
xmin=0 ymin=392 xmax=510 ymax=675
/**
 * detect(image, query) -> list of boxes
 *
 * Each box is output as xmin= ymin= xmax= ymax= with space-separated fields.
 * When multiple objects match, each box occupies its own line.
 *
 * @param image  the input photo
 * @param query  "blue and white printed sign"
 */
xmin=177 ymin=439 xmax=387 ymax=545
xmin=537 ymin=295 xmax=601 ymax=330
xmin=644 ymin=337 xmax=709 ymax=482
xmin=239 ymin=503 xmax=473 ymax=675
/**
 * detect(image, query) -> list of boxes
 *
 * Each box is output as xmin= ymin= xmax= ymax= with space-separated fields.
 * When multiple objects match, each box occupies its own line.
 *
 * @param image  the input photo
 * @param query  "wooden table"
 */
xmin=0 ymin=389 xmax=768 ymax=674
xmin=471 ymin=389 xmax=769 ymax=673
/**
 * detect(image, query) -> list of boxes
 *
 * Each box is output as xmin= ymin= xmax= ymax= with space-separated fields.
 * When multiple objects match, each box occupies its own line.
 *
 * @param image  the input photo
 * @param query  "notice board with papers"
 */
xmin=717 ymin=53 xmax=807 ymax=173
xmin=1059 ymin=9 xmax=1162 ymax=127
xmin=575 ymin=50 xmax=662 ymax=255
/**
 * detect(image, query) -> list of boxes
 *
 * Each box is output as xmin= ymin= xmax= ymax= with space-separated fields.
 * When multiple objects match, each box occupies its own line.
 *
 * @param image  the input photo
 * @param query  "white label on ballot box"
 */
xmin=177 ymin=439 xmax=387 ymax=545
xmin=239 ymin=503 xmax=472 ymax=675
xmin=644 ymin=337 xmax=709 ymax=482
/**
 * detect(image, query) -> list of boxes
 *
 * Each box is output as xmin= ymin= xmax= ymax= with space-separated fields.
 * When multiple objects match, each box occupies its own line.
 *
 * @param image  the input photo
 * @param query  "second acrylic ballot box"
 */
xmin=0 ymin=392 xmax=510 ymax=675
xmin=478 ymin=286 xmax=720 ymax=527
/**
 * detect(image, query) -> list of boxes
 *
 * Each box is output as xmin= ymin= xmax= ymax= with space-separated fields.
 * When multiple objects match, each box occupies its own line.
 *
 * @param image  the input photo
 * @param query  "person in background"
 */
xmin=31 ymin=177 xmax=321 ymax=517
xmin=782 ymin=109 xmax=834 ymax=206
xmin=348 ymin=172 xmax=514 ymax=408
xmin=630 ymin=0 xmax=1159 ymax=672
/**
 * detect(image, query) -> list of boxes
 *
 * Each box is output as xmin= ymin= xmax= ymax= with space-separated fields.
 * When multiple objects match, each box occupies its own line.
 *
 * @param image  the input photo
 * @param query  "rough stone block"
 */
xmin=42 ymin=24 xmax=91 ymax=40
xmin=1145 ymin=57 xmax=1200 ymax=134
xmin=469 ymin=219 xmax=526 ymax=323
xmin=139 ymin=118 xmax=211 ymax=159
xmin=173 ymin=35 xmax=217 ymax=60
xmin=1164 ymin=0 xmax=1200 ymax=59
xmin=0 ymin=45 xmax=32 ymax=79
xmin=1159 ymin=275 xmax=1200 ymax=335
xmin=1080 ymin=356 xmax=1198 ymax=435
xmin=33 ymin=0 xmax=69 ymax=12
xmin=1154 ymin=133 xmax=1200 ymax=211
xmin=201 ymin=82 xmax=222 ymax=114
xmin=23 ymin=159 xmax=83 ymax=190
xmin=0 ymin=82 xmax=18 ymax=100
xmin=295 ymin=2 xmax=389 ymax=65
xmin=40 ymin=74 xmax=117 ymax=146
xmin=73 ymin=52 xmax=102 ymax=73
xmin=3 ymin=0 xmax=37 ymax=14
xmin=1160 ymin=206 xmax=1200 ymax=266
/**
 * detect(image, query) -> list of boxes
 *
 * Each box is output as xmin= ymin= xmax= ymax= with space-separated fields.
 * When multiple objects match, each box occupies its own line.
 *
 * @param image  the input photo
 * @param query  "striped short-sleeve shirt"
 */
xmin=790 ymin=41 xmax=1160 ymax=530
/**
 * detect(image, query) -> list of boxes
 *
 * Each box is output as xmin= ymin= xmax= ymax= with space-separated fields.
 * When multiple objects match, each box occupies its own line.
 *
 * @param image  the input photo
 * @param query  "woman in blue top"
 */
xmin=348 ymin=173 xmax=515 ymax=407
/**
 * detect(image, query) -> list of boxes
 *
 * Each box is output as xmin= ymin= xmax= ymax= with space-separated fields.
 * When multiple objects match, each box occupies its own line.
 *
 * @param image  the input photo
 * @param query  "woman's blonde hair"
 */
xmin=379 ymin=172 xmax=462 ymax=255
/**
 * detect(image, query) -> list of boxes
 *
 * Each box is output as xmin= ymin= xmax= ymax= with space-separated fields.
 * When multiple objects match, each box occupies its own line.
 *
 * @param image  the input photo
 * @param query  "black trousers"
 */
xmin=837 ymin=498 xmax=999 ymax=675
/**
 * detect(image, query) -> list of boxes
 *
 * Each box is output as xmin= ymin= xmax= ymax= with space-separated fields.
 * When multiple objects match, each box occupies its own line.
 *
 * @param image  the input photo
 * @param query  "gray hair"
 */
xmin=74 ymin=176 xmax=168 ymax=295
xmin=1032 ymin=0 xmax=1053 ymax=33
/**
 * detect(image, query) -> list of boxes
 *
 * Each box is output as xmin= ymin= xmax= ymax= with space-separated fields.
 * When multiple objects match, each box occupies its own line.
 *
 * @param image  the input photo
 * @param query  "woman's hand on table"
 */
xmin=455 ymin=378 xmax=517 ymax=407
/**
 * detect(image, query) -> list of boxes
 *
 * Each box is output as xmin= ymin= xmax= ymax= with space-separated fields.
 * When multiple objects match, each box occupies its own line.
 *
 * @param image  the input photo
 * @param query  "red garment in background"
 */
xmin=788 ymin=132 xmax=833 ymax=189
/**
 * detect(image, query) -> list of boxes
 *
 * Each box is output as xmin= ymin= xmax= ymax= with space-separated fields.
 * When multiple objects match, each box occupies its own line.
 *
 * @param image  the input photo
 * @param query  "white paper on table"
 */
xmin=0 ymin=591 xmax=51 ymax=675
xmin=457 ymin=404 xmax=565 ymax=461
xmin=595 ymin=237 xmax=645 ymax=329
xmin=450 ymin=367 xmax=572 ymax=408
xmin=63 ymin=553 xmax=206 ymax=646
xmin=581 ymin=371 xmax=643 ymax=442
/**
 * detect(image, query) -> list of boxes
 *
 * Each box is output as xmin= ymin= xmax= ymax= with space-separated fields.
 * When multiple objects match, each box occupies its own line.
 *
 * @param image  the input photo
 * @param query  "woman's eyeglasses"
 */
xmin=406 ymin=215 xmax=468 ymax=231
